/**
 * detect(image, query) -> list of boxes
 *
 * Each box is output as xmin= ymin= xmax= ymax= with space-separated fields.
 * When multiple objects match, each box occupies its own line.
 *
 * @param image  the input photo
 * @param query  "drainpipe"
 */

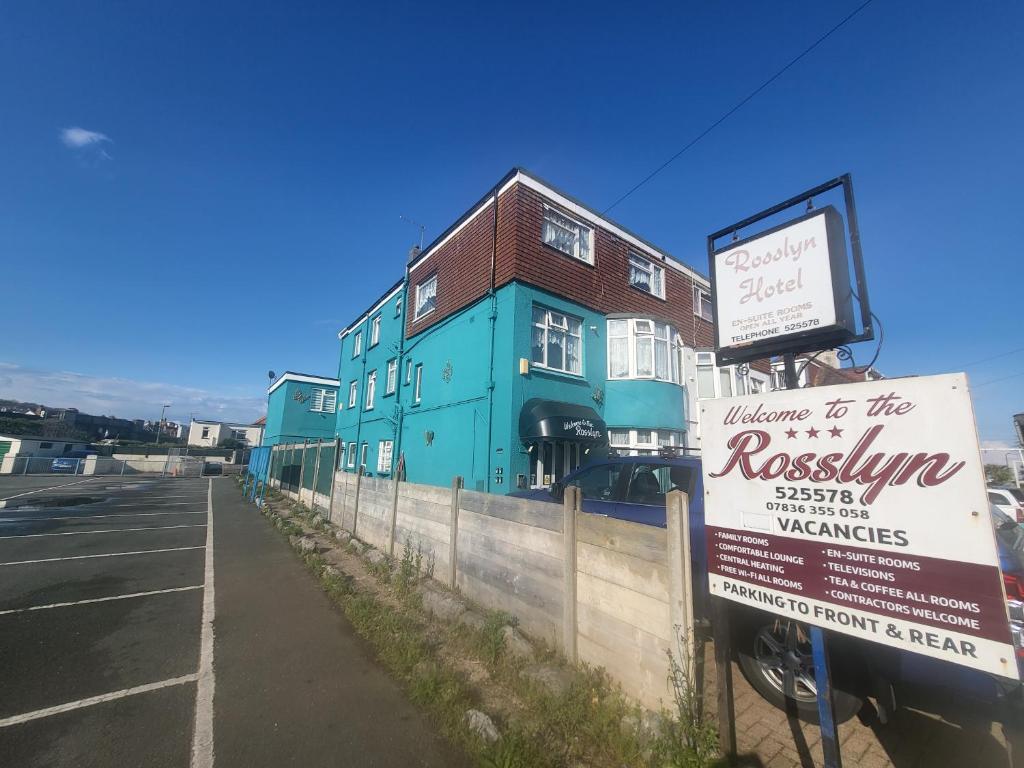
xmin=392 ymin=259 xmax=413 ymax=479
xmin=352 ymin=317 xmax=369 ymax=473
xmin=484 ymin=187 xmax=500 ymax=493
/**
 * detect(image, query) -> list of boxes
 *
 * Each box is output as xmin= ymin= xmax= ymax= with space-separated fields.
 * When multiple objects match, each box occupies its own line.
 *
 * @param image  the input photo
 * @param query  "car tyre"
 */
xmin=735 ymin=616 xmax=864 ymax=725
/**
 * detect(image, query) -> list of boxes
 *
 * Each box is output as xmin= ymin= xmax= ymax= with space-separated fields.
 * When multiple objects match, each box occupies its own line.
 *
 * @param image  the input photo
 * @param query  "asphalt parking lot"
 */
xmin=0 ymin=475 xmax=211 ymax=768
xmin=0 ymin=474 xmax=468 ymax=768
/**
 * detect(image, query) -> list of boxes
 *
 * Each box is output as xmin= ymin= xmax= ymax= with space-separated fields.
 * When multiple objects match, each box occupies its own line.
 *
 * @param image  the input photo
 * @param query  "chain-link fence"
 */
xmin=0 ymin=455 xmax=209 ymax=477
xmin=258 ymin=439 xmax=341 ymax=515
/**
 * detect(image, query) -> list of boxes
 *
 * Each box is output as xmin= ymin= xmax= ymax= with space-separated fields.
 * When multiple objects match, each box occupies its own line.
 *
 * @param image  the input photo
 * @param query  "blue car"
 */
xmin=50 ymin=456 xmax=81 ymax=473
xmin=515 ymin=454 xmax=1024 ymax=724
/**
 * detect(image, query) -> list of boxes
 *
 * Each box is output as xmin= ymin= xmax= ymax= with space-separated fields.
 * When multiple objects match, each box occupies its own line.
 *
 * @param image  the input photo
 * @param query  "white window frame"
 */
xmin=693 ymin=284 xmax=713 ymax=322
xmin=370 ymin=315 xmax=381 ymax=347
xmin=365 ymin=370 xmax=377 ymax=410
xmin=348 ymin=380 xmax=358 ymax=408
xmin=628 ymin=252 xmax=665 ymax=299
xmin=201 ymin=427 xmax=209 ymax=439
xmin=696 ymin=350 xmax=770 ymax=398
xmin=377 ymin=440 xmax=393 ymax=473
xmin=541 ymin=205 xmax=593 ymax=265
xmin=414 ymin=364 xmax=423 ymax=403
xmin=404 ymin=358 xmax=413 ymax=385
xmin=352 ymin=331 xmax=363 ymax=357
xmin=395 ymin=296 xmax=403 ymax=317
xmin=414 ymin=275 xmax=437 ymax=320
xmin=359 ymin=442 xmax=368 ymax=470
xmin=346 ymin=442 xmax=356 ymax=468
xmin=530 ymin=306 xmax=583 ymax=375
xmin=310 ymin=387 xmax=336 ymax=413
xmin=385 ymin=359 xmax=397 ymax=395
xmin=607 ymin=318 xmax=683 ymax=384
xmin=608 ymin=428 xmax=684 ymax=456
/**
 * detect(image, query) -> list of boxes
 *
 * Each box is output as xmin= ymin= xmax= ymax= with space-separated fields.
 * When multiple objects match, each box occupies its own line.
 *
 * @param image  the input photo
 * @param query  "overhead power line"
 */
xmin=973 ymin=370 xmax=1024 ymax=389
xmin=953 ymin=345 xmax=1024 ymax=371
xmin=602 ymin=0 xmax=878 ymax=214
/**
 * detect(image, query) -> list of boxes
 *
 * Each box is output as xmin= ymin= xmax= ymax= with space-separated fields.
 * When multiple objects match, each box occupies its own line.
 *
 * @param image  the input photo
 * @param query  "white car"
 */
xmin=988 ymin=486 xmax=1024 ymax=523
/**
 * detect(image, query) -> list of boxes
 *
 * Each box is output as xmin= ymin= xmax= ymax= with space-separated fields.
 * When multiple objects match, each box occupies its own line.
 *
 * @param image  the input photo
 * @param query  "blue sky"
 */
xmin=0 ymin=1 xmax=1021 ymax=443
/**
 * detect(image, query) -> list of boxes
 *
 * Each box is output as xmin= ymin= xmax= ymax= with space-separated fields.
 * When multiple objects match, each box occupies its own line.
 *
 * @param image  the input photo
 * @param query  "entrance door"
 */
xmin=528 ymin=440 xmax=586 ymax=489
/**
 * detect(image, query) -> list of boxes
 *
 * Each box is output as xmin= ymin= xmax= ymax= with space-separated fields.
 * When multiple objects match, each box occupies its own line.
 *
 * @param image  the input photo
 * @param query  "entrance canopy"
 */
xmin=518 ymin=399 xmax=608 ymax=444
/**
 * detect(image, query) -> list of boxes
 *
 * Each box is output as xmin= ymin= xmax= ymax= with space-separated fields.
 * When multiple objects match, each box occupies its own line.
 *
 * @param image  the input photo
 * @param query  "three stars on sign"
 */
xmin=784 ymin=426 xmax=843 ymax=439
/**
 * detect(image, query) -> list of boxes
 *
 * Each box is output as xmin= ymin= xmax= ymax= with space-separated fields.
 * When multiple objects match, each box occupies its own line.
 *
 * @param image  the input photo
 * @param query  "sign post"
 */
xmin=701 ymin=374 xmax=1019 ymax=765
xmin=703 ymin=177 xmax=1016 ymax=768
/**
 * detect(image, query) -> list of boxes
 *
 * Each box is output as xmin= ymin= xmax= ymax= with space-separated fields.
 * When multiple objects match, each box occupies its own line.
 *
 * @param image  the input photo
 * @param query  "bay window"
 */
xmin=607 ymin=318 xmax=683 ymax=384
xmin=531 ymin=306 xmax=582 ymax=375
xmin=696 ymin=350 xmax=770 ymax=398
xmin=541 ymin=205 xmax=593 ymax=265
xmin=609 ymin=428 xmax=685 ymax=456
xmin=628 ymin=253 xmax=665 ymax=299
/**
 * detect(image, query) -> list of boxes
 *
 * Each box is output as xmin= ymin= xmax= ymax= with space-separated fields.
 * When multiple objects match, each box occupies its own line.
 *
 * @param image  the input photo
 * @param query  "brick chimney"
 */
xmin=408 ymin=245 xmax=421 ymax=263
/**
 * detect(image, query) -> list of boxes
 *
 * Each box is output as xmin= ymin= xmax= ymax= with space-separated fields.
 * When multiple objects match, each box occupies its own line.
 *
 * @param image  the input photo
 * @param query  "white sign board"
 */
xmin=701 ymin=373 xmax=1018 ymax=679
xmin=712 ymin=207 xmax=854 ymax=357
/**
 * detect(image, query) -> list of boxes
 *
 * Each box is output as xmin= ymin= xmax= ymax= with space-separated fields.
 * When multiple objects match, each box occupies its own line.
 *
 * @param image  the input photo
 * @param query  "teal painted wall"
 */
xmin=333 ymin=280 xmax=691 ymax=493
xmin=604 ymin=379 xmax=686 ymax=430
xmin=264 ymin=380 xmax=339 ymax=445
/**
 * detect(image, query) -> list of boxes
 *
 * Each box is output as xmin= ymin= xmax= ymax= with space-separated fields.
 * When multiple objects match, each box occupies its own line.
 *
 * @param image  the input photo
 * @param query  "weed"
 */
xmin=649 ymin=629 xmax=719 ymax=768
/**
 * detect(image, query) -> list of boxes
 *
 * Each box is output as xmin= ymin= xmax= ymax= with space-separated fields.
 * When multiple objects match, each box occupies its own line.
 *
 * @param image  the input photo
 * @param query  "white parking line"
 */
xmin=0 ymin=674 xmax=199 ymax=728
xmin=0 ymin=511 xmax=207 ymax=523
xmin=191 ymin=478 xmax=216 ymax=768
xmin=0 ymin=585 xmax=204 ymax=616
xmin=0 ymin=546 xmax=205 ymax=566
xmin=0 ymin=477 xmax=95 ymax=502
xmin=107 ymin=502 xmax=208 ymax=507
xmin=0 ymin=523 xmax=207 ymax=540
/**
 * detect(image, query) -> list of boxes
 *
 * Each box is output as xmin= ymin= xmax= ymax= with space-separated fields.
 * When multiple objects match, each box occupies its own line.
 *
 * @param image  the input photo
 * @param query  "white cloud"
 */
xmin=60 ymin=127 xmax=112 ymax=149
xmin=0 ymin=363 xmax=265 ymax=426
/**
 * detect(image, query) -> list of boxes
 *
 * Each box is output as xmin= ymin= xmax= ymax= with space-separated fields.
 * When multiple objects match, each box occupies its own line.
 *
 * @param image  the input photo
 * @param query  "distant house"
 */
xmin=768 ymin=350 xmax=882 ymax=390
xmin=0 ymin=435 xmax=92 ymax=472
xmin=187 ymin=419 xmax=264 ymax=448
xmin=263 ymin=372 xmax=340 ymax=446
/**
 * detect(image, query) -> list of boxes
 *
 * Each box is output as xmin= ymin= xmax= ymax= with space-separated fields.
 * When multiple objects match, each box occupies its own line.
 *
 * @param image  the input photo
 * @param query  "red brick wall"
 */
xmin=502 ymin=184 xmax=714 ymax=347
xmin=405 ymin=181 xmax=769 ymax=372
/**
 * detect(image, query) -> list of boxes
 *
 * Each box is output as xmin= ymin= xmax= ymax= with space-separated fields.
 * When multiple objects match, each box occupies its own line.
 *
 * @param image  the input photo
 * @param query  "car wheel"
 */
xmin=736 ymin=617 xmax=864 ymax=724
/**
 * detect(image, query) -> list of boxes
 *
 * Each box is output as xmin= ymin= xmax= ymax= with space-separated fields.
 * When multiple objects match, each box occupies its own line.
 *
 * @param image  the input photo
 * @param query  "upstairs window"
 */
xmin=542 ymin=205 xmax=593 ymax=265
xmin=347 ymin=442 xmax=356 ymax=468
xmin=348 ymin=380 xmax=358 ymax=408
xmin=352 ymin=331 xmax=363 ymax=357
xmin=693 ymin=285 xmax=713 ymax=322
xmin=531 ymin=306 xmax=582 ymax=375
xmin=414 ymin=364 xmax=423 ymax=403
xmin=607 ymin=318 xmax=682 ymax=383
xmin=415 ymin=275 xmax=437 ymax=320
xmin=628 ymin=253 xmax=665 ymax=299
xmin=385 ymin=359 xmax=397 ymax=395
xmin=310 ymin=388 xmax=337 ymax=413
xmin=370 ymin=316 xmax=381 ymax=347
xmin=365 ymin=370 xmax=377 ymax=410
xmin=404 ymin=358 xmax=413 ymax=385
xmin=395 ymin=296 xmax=403 ymax=317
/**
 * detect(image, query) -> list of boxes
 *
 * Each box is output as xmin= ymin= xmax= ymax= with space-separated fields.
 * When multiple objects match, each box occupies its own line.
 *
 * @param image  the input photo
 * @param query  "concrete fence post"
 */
xmin=297 ymin=439 xmax=310 ymax=502
xmin=562 ymin=485 xmax=580 ymax=663
xmin=120 ymin=458 xmax=127 ymax=476
xmin=311 ymin=439 xmax=323 ymax=514
xmin=448 ymin=476 xmax=463 ymax=589
xmin=667 ymin=490 xmax=696 ymax=681
xmin=352 ymin=465 xmax=364 ymax=538
xmin=388 ymin=473 xmax=401 ymax=557
xmin=327 ymin=438 xmax=340 ymax=523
